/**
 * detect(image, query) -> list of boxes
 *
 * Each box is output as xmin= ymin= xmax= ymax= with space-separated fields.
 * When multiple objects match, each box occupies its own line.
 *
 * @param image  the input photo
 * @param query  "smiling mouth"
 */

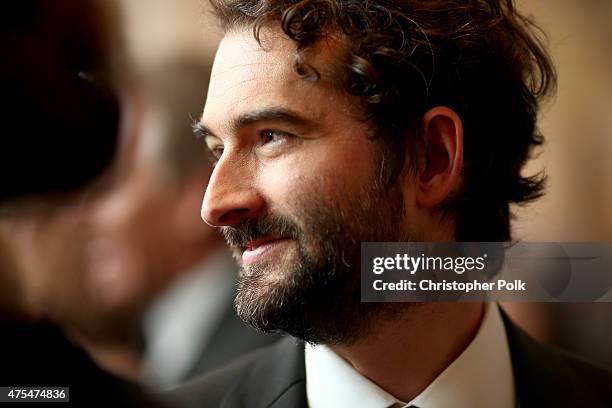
xmin=241 ymin=237 xmax=291 ymax=266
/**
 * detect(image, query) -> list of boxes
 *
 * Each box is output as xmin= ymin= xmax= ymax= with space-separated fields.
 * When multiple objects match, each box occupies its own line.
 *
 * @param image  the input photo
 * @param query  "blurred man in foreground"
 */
xmin=2 ymin=51 xmax=280 ymax=391
xmin=0 ymin=1 xmax=163 ymax=406
xmin=171 ymin=1 xmax=612 ymax=407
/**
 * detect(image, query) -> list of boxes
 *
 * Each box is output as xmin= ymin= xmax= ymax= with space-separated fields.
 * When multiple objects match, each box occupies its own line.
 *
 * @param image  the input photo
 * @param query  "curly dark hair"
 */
xmin=209 ymin=0 xmax=557 ymax=241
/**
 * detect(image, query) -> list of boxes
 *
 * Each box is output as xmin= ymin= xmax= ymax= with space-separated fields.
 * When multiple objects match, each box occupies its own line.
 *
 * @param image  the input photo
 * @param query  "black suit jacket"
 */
xmin=0 ymin=320 xmax=166 ymax=408
xmin=167 ymin=313 xmax=612 ymax=408
xmin=182 ymin=302 xmax=282 ymax=379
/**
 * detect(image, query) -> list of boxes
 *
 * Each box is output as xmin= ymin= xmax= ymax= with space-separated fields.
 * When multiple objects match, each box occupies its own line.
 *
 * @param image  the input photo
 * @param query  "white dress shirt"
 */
xmin=305 ymin=303 xmax=515 ymax=408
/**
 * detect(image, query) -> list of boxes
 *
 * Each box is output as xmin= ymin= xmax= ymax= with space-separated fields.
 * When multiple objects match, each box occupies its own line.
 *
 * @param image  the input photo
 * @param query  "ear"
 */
xmin=416 ymin=106 xmax=463 ymax=208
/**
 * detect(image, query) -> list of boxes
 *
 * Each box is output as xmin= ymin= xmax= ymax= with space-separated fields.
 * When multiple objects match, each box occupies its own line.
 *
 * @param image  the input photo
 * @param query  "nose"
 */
xmin=201 ymin=157 xmax=265 ymax=227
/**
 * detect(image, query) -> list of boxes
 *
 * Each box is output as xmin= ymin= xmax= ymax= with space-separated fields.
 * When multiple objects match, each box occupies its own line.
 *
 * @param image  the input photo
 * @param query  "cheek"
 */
xmin=255 ymin=140 xmax=377 ymax=213
xmin=254 ymin=158 xmax=310 ymax=209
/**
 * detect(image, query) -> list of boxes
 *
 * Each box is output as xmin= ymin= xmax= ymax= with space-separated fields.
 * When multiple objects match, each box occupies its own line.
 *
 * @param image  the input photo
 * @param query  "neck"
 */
xmin=331 ymin=302 xmax=484 ymax=402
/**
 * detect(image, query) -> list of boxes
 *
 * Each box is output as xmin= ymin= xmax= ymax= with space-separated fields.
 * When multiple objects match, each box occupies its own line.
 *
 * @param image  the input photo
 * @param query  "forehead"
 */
xmin=203 ymin=26 xmax=345 ymax=134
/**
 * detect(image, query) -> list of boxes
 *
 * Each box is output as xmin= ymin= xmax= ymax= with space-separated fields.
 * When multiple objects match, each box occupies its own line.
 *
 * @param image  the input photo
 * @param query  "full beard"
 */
xmin=221 ymin=173 xmax=413 ymax=346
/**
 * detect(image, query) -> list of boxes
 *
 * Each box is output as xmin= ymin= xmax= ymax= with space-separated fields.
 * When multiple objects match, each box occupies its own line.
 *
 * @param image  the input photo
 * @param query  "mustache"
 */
xmin=220 ymin=213 xmax=302 ymax=248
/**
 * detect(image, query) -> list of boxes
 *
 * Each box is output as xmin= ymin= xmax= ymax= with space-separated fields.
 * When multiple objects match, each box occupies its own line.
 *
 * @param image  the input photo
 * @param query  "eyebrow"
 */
xmin=193 ymin=106 xmax=317 ymax=141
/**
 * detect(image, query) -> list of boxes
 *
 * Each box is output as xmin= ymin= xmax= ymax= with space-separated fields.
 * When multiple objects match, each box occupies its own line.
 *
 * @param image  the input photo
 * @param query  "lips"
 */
xmin=241 ymin=237 xmax=290 ymax=266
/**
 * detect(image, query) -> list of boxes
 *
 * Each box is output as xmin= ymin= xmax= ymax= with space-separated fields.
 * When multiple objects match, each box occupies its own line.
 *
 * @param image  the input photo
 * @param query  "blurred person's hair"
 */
xmin=0 ymin=0 xmax=122 ymax=206
xmin=209 ymin=0 xmax=557 ymax=241
xmin=0 ymin=232 xmax=22 ymax=318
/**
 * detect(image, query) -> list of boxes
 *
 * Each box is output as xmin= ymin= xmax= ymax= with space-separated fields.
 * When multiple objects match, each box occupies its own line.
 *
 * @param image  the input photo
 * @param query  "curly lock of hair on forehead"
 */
xmin=209 ymin=0 xmax=557 ymax=241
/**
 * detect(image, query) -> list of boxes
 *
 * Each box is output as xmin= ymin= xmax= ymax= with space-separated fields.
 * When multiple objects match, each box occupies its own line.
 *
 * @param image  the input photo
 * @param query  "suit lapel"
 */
xmin=185 ymin=303 xmax=282 ymax=378
xmin=220 ymin=336 xmax=307 ymax=408
xmin=502 ymin=311 xmax=602 ymax=407
xmin=216 ymin=311 xmax=605 ymax=408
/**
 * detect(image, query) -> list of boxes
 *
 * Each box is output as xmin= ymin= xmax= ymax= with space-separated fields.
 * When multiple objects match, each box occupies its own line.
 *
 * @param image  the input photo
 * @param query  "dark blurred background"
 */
xmin=503 ymin=0 xmax=612 ymax=369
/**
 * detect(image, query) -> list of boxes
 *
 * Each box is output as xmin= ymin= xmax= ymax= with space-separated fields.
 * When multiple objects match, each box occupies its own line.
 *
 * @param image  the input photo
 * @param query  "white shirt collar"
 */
xmin=305 ymin=303 xmax=515 ymax=408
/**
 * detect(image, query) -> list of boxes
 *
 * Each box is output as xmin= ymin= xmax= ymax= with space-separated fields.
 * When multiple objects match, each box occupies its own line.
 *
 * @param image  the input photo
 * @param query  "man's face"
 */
xmin=200 ymin=27 xmax=415 ymax=344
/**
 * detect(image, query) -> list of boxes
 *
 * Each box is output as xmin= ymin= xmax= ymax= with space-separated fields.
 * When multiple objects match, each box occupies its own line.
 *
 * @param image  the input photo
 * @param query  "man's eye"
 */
xmin=210 ymin=146 xmax=224 ymax=159
xmin=259 ymin=129 xmax=292 ymax=145
xmin=206 ymin=146 xmax=224 ymax=166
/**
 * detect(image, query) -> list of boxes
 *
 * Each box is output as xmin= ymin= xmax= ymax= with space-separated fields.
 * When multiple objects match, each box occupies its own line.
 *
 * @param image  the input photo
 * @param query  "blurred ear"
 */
xmin=416 ymin=106 xmax=463 ymax=208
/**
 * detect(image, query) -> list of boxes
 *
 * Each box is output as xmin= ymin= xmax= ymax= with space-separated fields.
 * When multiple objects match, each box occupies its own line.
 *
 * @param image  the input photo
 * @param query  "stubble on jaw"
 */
xmin=220 ymin=160 xmax=417 ymax=346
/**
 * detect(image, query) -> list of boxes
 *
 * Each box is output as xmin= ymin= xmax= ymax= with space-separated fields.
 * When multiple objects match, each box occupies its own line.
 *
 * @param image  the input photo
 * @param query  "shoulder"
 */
xmin=164 ymin=346 xmax=266 ymax=408
xmin=164 ymin=337 xmax=305 ymax=408
xmin=0 ymin=321 xmax=165 ymax=407
xmin=502 ymin=313 xmax=612 ymax=407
